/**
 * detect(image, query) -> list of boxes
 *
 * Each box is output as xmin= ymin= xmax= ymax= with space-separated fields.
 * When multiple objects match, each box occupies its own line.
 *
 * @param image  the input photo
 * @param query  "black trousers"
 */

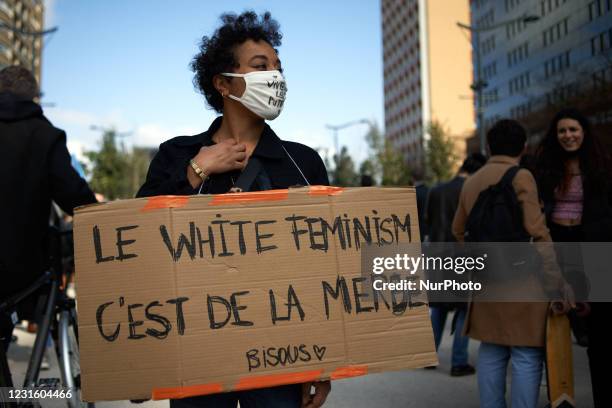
xmin=169 ymin=384 xmax=302 ymax=408
xmin=0 ymin=313 xmax=14 ymax=352
xmin=549 ymin=222 xmax=611 ymax=408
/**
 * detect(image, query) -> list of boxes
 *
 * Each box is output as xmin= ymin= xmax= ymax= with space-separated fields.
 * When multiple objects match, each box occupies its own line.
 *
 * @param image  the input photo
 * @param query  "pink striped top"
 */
xmin=552 ymin=174 xmax=583 ymax=220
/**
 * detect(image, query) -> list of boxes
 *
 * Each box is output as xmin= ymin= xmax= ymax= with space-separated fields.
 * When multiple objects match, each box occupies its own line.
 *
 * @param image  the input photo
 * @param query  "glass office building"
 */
xmin=470 ymin=0 xmax=612 ymax=146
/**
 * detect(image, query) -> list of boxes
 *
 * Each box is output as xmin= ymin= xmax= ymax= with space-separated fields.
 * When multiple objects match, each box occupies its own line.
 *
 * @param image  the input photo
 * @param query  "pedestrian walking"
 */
xmin=426 ymin=153 xmax=486 ymax=376
xmin=0 ymin=66 xmax=96 ymax=377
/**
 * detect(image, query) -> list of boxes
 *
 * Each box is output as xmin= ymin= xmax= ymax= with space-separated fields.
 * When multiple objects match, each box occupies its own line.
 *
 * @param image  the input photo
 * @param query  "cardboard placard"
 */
xmin=74 ymin=186 xmax=437 ymax=401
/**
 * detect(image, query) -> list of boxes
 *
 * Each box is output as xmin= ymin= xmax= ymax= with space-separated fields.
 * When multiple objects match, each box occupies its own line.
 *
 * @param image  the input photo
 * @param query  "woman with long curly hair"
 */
xmin=535 ymin=108 xmax=612 ymax=408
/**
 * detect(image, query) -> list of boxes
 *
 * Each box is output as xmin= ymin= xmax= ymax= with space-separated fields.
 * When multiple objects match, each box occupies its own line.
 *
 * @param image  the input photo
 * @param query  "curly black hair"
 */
xmin=535 ymin=108 xmax=612 ymax=201
xmin=191 ymin=11 xmax=282 ymax=113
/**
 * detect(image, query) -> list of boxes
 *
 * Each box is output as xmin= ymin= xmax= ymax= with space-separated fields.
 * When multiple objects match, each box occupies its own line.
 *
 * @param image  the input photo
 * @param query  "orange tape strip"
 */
xmin=330 ymin=365 xmax=368 ymax=380
xmin=308 ymin=186 xmax=345 ymax=196
xmin=141 ymin=196 xmax=190 ymax=212
xmin=234 ymin=369 xmax=323 ymax=391
xmin=141 ymin=185 xmax=342 ymax=210
xmin=152 ymin=383 xmax=223 ymax=400
xmin=209 ymin=190 xmax=289 ymax=206
xmin=151 ymin=366 xmax=366 ymax=399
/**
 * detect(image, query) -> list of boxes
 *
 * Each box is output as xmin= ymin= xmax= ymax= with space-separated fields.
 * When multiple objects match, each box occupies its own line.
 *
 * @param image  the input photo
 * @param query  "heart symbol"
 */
xmin=313 ymin=345 xmax=326 ymax=361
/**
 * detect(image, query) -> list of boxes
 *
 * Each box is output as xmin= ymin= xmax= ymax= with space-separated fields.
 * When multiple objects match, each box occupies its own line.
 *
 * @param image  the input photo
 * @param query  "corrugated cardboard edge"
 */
xmin=151 ymin=365 xmax=368 ymax=400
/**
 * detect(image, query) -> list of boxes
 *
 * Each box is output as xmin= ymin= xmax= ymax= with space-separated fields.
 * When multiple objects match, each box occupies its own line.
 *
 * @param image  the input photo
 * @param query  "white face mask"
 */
xmin=221 ymin=70 xmax=287 ymax=120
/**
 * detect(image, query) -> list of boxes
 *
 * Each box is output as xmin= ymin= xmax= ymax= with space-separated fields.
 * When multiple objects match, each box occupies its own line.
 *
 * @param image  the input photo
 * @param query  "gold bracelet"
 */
xmin=189 ymin=159 xmax=208 ymax=181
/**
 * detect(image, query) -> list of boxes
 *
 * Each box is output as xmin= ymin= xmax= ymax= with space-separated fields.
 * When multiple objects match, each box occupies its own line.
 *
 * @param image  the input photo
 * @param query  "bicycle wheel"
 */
xmin=57 ymin=309 xmax=94 ymax=408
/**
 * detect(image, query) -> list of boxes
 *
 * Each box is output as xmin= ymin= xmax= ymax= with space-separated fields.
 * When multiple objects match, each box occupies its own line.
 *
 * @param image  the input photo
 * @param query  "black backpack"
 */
xmin=464 ymin=166 xmax=531 ymax=242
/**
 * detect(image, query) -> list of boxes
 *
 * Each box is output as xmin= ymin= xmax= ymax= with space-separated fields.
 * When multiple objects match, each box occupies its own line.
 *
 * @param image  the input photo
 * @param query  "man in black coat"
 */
xmin=0 ymin=66 xmax=96 ymax=346
xmin=411 ymin=169 xmax=429 ymax=242
xmin=425 ymin=153 xmax=486 ymax=376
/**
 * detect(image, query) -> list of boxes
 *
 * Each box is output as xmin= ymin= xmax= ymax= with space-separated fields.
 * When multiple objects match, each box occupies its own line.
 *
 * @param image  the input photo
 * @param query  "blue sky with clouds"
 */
xmin=41 ymin=0 xmax=384 ymax=166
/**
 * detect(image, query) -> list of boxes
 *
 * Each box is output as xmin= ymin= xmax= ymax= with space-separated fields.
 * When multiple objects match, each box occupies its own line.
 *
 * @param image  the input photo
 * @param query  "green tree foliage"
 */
xmin=364 ymin=122 xmax=411 ymax=186
xmin=129 ymin=147 xmax=154 ymax=196
xmin=425 ymin=121 xmax=457 ymax=184
xmin=332 ymin=146 xmax=358 ymax=186
xmin=359 ymin=159 xmax=376 ymax=178
xmin=84 ymin=130 xmax=128 ymax=200
xmin=85 ymin=129 xmax=153 ymax=200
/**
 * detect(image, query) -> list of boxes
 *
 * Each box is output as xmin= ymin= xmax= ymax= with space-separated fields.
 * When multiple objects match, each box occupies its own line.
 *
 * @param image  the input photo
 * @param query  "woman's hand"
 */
xmin=302 ymin=381 xmax=331 ymax=408
xmin=187 ymin=140 xmax=247 ymax=188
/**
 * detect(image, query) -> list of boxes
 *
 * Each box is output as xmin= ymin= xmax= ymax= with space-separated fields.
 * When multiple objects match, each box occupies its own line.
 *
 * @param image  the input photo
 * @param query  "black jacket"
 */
xmin=0 ymin=92 xmax=96 ymax=298
xmin=425 ymin=176 xmax=465 ymax=243
xmin=415 ymin=183 xmax=429 ymax=241
xmin=137 ymin=116 xmax=329 ymax=197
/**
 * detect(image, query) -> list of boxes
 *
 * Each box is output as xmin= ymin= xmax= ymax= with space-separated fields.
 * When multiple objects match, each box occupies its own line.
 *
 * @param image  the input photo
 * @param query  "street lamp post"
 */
xmin=325 ymin=119 xmax=370 ymax=159
xmin=457 ymin=14 xmax=539 ymax=155
xmin=90 ymin=125 xmax=133 ymax=138
xmin=0 ymin=22 xmax=58 ymax=75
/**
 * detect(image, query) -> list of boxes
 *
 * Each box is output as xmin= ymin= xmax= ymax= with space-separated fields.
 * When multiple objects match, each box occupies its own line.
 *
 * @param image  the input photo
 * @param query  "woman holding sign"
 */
xmin=137 ymin=10 xmax=330 ymax=408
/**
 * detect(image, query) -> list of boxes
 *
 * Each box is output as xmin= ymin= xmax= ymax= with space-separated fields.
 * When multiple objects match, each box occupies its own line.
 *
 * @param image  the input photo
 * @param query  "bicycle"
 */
xmin=0 ymin=226 xmax=93 ymax=408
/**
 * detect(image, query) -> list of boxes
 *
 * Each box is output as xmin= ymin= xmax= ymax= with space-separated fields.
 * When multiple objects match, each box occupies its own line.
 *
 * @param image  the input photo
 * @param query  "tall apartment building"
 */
xmin=470 ymin=0 xmax=612 ymax=148
xmin=0 ymin=0 xmax=44 ymax=83
xmin=382 ymin=0 xmax=474 ymax=172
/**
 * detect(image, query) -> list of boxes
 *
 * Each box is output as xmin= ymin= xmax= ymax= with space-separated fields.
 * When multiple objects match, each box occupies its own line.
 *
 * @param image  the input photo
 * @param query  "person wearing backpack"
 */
xmin=452 ymin=120 xmax=572 ymax=408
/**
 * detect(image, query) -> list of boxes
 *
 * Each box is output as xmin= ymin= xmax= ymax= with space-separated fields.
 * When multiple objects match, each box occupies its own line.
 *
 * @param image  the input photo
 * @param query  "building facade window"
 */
xmin=510 ymin=101 xmax=532 ymax=119
xmin=506 ymin=19 xmax=528 ymax=40
xmin=483 ymin=61 xmax=497 ymax=80
xmin=481 ymin=35 xmax=496 ymax=56
xmin=507 ymin=42 xmax=529 ymax=67
xmin=541 ymin=0 xmax=569 ymax=16
xmin=588 ymin=0 xmax=612 ymax=21
xmin=509 ymin=71 xmax=531 ymax=95
xmin=542 ymin=17 xmax=569 ymax=47
xmin=484 ymin=88 xmax=499 ymax=107
xmin=546 ymin=83 xmax=578 ymax=105
xmin=590 ymin=28 xmax=612 ymax=55
xmin=505 ymin=0 xmax=522 ymax=12
xmin=476 ymin=9 xmax=495 ymax=28
xmin=544 ymin=50 xmax=571 ymax=79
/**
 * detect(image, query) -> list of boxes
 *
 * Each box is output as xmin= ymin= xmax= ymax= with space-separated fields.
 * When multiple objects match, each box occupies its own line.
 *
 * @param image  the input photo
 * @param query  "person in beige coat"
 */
xmin=452 ymin=120 xmax=570 ymax=408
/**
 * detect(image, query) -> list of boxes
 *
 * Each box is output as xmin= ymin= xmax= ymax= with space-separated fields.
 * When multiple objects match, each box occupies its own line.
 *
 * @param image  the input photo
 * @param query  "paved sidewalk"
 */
xmin=7 ymin=319 xmax=593 ymax=407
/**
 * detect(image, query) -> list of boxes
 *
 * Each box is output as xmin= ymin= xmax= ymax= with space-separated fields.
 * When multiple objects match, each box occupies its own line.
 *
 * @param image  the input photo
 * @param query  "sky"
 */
xmin=41 ymin=0 xmax=384 ymax=166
